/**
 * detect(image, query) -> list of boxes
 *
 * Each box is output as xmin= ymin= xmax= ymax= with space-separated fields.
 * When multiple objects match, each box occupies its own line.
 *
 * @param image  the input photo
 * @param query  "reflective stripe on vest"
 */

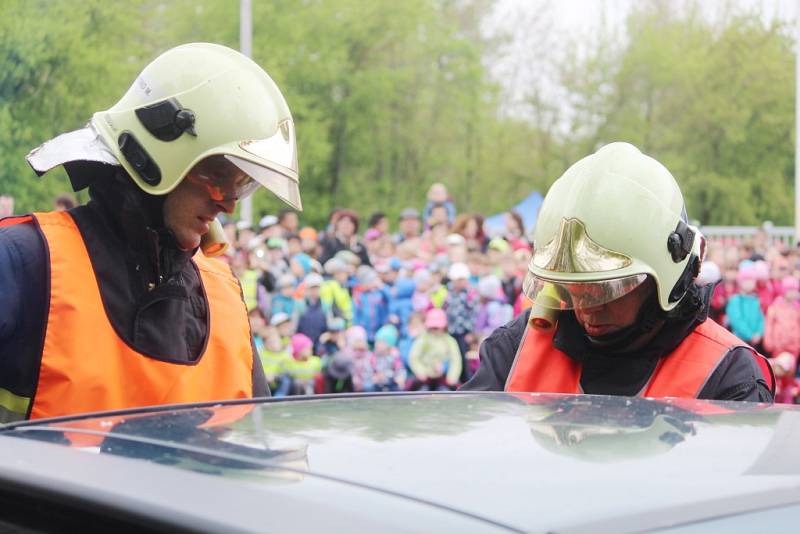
xmin=505 ymin=318 xmax=775 ymax=398
xmin=28 ymin=211 xmax=254 ymax=419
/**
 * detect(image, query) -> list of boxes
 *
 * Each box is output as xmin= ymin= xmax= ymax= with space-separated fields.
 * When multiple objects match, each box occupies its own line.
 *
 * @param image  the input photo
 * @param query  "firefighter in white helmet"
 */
xmin=0 ymin=43 xmax=301 ymax=421
xmin=464 ymin=142 xmax=774 ymax=401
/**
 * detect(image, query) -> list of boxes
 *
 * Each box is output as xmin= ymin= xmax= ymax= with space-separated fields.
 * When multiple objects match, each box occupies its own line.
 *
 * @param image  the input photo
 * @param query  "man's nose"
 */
xmin=216 ymin=198 xmax=236 ymax=214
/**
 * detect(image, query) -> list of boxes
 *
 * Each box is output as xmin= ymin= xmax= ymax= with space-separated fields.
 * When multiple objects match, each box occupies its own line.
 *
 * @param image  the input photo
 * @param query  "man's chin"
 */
xmin=177 ymin=234 xmax=202 ymax=252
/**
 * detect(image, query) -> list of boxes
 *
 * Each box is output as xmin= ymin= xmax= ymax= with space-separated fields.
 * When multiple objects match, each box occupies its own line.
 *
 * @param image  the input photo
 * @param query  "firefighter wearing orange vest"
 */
xmin=0 ymin=43 xmax=302 ymax=422
xmin=463 ymin=142 xmax=774 ymax=401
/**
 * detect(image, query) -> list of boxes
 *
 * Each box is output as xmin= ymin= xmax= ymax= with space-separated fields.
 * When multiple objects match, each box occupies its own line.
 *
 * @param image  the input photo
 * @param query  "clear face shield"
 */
xmin=229 ymin=118 xmax=302 ymax=210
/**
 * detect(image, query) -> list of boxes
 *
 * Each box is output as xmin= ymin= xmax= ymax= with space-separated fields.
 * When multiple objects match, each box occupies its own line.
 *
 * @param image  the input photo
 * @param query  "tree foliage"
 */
xmin=0 ymin=0 xmax=796 ymax=226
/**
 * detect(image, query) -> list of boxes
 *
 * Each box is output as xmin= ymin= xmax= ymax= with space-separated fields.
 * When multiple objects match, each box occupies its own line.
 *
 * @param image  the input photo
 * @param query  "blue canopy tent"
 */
xmin=483 ymin=191 xmax=543 ymax=238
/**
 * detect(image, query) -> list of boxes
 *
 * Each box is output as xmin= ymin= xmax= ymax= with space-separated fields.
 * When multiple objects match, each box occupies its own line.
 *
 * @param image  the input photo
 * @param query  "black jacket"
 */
xmin=463 ymin=284 xmax=773 ymax=402
xmin=0 ymin=173 xmax=267 ymax=422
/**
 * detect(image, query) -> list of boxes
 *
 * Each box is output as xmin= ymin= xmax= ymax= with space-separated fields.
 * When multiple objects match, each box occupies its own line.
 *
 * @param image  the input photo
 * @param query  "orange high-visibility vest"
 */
xmin=6 ymin=211 xmax=254 ymax=420
xmin=505 ymin=318 xmax=775 ymax=398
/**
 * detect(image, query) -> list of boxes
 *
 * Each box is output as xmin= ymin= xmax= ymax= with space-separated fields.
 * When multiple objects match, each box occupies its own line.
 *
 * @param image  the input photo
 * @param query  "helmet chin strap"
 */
xmin=582 ymin=289 xmax=664 ymax=352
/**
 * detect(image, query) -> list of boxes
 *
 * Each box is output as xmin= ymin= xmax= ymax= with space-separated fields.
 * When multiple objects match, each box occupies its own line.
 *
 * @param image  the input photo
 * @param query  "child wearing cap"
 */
xmin=409 ymin=309 xmax=462 ymax=391
xmin=320 ymin=257 xmax=354 ymax=325
xmin=372 ymin=325 xmax=406 ymax=391
xmin=270 ymin=274 xmax=298 ymax=322
xmin=295 ymin=273 xmax=328 ymax=352
xmin=444 ymin=262 xmax=477 ymax=381
xmin=342 ymin=326 xmax=375 ymax=392
xmin=353 ymin=267 xmax=389 ymax=345
xmin=257 ymin=326 xmax=293 ymax=397
xmin=726 ymin=264 xmax=765 ymax=350
xmin=286 ymin=333 xmax=322 ymax=396
xmin=269 ymin=312 xmax=295 ymax=350
xmin=474 ymin=275 xmax=513 ymax=340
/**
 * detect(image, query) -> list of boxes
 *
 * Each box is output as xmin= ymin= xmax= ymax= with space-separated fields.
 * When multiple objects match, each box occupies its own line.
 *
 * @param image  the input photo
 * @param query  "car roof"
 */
xmin=2 ymin=392 xmax=800 ymax=532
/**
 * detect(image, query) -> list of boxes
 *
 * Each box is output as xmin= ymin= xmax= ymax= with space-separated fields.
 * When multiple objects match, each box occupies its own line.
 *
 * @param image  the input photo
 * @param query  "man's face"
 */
xmin=336 ymin=216 xmax=356 ymax=238
xmin=400 ymin=217 xmax=420 ymax=237
xmin=572 ymin=278 xmax=654 ymax=338
xmin=163 ymin=158 xmax=246 ymax=251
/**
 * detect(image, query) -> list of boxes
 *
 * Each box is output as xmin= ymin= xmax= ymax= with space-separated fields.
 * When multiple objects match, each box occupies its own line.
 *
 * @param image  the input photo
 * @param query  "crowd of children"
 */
xmin=225 ymin=184 xmax=530 ymax=396
xmin=703 ymin=232 xmax=800 ymax=403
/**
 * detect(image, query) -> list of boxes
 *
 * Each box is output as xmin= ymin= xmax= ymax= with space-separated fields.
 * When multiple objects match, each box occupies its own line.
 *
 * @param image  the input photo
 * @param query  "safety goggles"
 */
xmin=185 ymin=158 xmax=260 ymax=202
xmin=523 ymin=272 xmax=648 ymax=310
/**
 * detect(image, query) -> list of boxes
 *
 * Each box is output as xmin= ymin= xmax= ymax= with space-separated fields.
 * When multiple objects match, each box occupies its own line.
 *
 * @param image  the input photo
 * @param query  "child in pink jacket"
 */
xmin=764 ymin=276 xmax=800 ymax=403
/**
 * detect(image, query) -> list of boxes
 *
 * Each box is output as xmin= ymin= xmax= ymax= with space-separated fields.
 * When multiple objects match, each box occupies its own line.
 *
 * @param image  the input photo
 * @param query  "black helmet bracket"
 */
xmin=135 ymin=98 xmax=197 ymax=141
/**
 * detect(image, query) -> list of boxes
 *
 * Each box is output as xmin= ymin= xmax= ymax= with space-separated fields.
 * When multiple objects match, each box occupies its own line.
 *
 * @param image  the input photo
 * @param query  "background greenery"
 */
xmin=1 ymin=0 xmax=795 ymax=226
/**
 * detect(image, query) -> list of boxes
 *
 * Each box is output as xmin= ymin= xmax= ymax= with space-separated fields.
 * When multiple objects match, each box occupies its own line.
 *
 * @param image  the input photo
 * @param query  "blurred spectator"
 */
xmin=395 ymin=208 xmax=422 ymax=244
xmin=319 ymin=209 xmax=370 ymax=266
xmin=344 ymin=326 xmax=375 ymax=392
xmin=257 ymin=326 xmax=292 ymax=397
xmin=319 ymin=317 xmax=346 ymax=358
xmin=372 ymin=325 xmax=406 ymax=391
xmin=423 ymin=183 xmax=456 ymax=225
xmin=324 ymin=350 xmax=354 ymax=394
xmin=409 ymin=309 xmax=462 ymax=390
xmin=270 ymin=312 xmax=294 ymax=347
xmin=296 ymin=273 xmax=328 ymax=352
xmin=278 ymin=209 xmax=299 ymax=237
xmin=0 ymin=195 xmax=14 ymax=217
xmin=388 ymin=276 xmax=416 ymax=339
xmin=503 ymin=210 xmax=526 ymax=248
xmin=452 ymin=213 xmax=487 ymax=252
xmin=444 ymin=262 xmax=477 ymax=381
xmin=399 ymin=312 xmax=424 ymax=372
xmin=298 ymin=227 xmax=319 ymax=256
xmin=53 ymin=192 xmax=78 ymax=211
xmin=368 ymin=212 xmax=390 ymax=235
xmin=767 ymin=276 xmax=800 ymax=337
xmin=287 ymin=333 xmax=322 ymax=395
xmin=353 ymin=266 xmax=389 ymax=343
xmin=474 ymin=275 xmax=513 ymax=340
xmin=271 ymin=274 xmax=298 ymax=321
xmin=726 ymin=265 xmax=765 ymax=350
xmin=445 ymin=233 xmax=468 ymax=264
xmin=419 ymin=221 xmax=449 ymax=260
xmin=321 ymin=258 xmax=354 ymax=324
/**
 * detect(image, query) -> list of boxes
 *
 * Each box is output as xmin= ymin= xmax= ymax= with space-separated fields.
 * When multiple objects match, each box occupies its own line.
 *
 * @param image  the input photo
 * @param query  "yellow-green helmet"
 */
xmin=91 ymin=42 xmax=301 ymax=210
xmin=524 ymin=142 xmax=702 ymax=312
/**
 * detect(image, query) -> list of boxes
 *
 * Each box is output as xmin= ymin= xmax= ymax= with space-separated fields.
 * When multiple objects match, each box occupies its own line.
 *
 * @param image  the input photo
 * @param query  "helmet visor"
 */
xmin=523 ymin=272 xmax=648 ymax=310
xmin=232 ymin=118 xmax=302 ymax=210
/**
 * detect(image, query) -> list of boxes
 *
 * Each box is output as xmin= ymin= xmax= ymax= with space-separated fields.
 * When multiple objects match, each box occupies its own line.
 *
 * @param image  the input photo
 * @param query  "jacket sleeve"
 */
xmin=0 ymin=223 xmax=49 ymax=413
xmin=698 ymin=347 xmax=774 ymax=402
xmin=461 ymin=310 xmax=528 ymax=391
